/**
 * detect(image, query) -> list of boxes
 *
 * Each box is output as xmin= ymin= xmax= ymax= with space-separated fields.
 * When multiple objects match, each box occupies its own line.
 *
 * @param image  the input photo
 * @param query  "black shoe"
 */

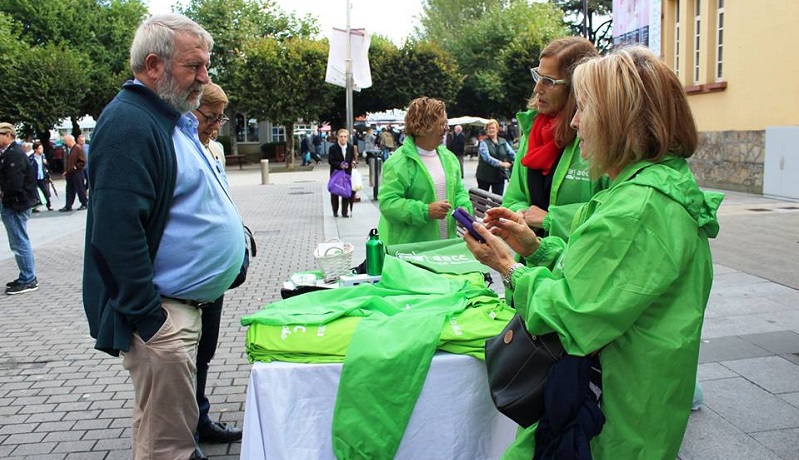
xmin=197 ymin=421 xmax=242 ymax=444
xmin=58 ymin=207 xmax=72 ymax=212
xmin=77 ymin=205 xmax=87 ymax=210
xmin=333 ymin=213 xmax=338 ymax=217
xmin=6 ymin=279 xmax=20 ymax=288
xmin=190 ymin=445 xmax=208 ymax=460
xmin=47 ymin=205 xmax=53 ymax=211
xmin=6 ymin=279 xmax=38 ymax=295
xmin=32 ymin=208 xmax=41 ymax=213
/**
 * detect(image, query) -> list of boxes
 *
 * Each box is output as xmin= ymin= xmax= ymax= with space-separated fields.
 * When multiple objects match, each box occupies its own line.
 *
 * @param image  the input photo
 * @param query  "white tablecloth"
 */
xmin=241 ymin=352 xmax=517 ymax=459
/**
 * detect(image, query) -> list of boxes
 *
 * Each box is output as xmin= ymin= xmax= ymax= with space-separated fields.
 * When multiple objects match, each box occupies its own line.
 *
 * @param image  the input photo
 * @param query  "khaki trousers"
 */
xmin=122 ymin=300 xmax=202 ymax=460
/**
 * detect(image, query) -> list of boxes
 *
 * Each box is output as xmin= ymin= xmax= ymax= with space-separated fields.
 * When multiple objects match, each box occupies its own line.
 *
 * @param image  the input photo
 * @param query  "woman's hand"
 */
xmin=428 ymin=200 xmax=452 ymax=219
xmin=340 ymin=161 xmax=349 ymax=169
xmin=499 ymin=161 xmax=512 ymax=169
xmin=483 ymin=207 xmax=540 ymax=258
xmin=521 ymin=205 xmax=548 ymax=229
xmin=463 ymin=223 xmax=516 ymax=274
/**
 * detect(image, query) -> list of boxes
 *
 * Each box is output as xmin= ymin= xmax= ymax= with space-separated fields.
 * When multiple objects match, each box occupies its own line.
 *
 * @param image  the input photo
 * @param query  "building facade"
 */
xmin=657 ymin=0 xmax=799 ymax=197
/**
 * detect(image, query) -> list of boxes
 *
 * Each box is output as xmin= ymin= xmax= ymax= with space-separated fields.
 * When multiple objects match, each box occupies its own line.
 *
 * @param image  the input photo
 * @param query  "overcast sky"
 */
xmin=145 ymin=0 xmax=424 ymax=46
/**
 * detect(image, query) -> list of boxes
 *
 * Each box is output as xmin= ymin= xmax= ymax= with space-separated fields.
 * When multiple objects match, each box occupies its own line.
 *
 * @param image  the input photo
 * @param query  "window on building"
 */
xmin=235 ymin=113 xmax=261 ymax=143
xmin=716 ymin=0 xmax=724 ymax=80
xmin=271 ymin=125 xmax=286 ymax=143
xmin=693 ymin=0 xmax=701 ymax=84
xmin=675 ymin=0 xmax=681 ymax=77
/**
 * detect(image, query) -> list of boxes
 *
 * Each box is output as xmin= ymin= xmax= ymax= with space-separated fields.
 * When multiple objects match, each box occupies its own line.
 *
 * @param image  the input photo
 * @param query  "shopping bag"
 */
xmin=327 ymin=169 xmax=352 ymax=197
xmin=351 ymin=169 xmax=364 ymax=191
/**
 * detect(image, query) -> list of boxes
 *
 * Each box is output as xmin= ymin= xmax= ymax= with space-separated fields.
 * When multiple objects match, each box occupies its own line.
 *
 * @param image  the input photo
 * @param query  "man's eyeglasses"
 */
xmin=196 ymin=110 xmax=229 ymax=126
xmin=530 ymin=68 xmax=569 ymax=89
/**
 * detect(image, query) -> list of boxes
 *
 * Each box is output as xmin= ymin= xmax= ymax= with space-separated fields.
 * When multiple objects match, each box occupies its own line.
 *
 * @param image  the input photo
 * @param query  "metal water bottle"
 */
xmin=365 ymin=228 xmax=385 ymax=276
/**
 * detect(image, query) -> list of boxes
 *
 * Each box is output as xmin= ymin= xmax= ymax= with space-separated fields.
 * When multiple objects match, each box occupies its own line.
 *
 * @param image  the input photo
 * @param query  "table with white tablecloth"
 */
xmin=241 ymin=352 xmax=517 ymax=460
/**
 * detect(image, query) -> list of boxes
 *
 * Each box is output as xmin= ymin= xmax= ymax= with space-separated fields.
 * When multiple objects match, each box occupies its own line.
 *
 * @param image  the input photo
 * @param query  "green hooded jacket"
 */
xmin=503 ymin=155 xmax=724 ymax=460
xmin=378 ymin=136 xmax=473 ymax=246
xmin=502 ymin=109 xmax=609 ymax=240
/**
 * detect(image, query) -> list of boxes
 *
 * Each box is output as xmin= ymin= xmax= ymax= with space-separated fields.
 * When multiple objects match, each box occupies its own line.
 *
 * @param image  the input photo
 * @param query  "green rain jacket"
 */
xmin=503 ymin=155 xmax=724 ymax=460
xmin=378 ymin=136 xmax=472 ymax=246
xmin=502 ymin=109 xmax=609 ymax=240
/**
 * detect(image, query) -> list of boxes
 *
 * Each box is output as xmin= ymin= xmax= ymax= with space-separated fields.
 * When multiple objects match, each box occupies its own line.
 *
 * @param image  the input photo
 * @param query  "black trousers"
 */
xmin=195 ymin=295 xmax=224 ymax=430
xmin=36 ymin=179 xmax=51 ymax=208
xmin=331 ymin=192 xmax=354 ymax=216
xmin=64 ymin=170 xmax=88 ymax=208
xmin=477 ymin=178 xmax=505 ymax=196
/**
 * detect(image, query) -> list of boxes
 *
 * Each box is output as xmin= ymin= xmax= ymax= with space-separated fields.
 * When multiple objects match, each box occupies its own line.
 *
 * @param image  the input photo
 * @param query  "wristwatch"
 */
xmin=502 ymin=262 xmax=525 ymax=290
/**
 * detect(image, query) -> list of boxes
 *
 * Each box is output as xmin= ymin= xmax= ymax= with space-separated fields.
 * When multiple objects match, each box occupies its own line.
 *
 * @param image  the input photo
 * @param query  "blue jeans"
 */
xmin=1 ymin=206 xmax=36 ymax=283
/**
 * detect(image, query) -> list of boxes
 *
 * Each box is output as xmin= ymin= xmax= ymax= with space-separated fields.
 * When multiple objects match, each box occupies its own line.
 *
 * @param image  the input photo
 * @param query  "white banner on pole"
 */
xmin=325 ymin=27 xmax=372 ymax=91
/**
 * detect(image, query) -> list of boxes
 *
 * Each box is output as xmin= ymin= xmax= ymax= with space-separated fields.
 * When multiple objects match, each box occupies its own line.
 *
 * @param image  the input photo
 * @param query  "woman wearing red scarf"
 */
xmin=502 ymin=36 xmax=608 ymax=240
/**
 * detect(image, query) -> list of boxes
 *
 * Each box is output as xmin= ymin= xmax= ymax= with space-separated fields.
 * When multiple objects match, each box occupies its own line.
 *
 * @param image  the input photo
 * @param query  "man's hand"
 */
xmin=428 ymin=200 xmax=452 ymax=220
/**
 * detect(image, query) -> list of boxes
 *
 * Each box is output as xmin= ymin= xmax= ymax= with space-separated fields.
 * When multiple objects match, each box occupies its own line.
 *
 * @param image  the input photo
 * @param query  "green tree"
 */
xmin=181 ymin=0 xmax=318 ymax=154
xmin=0 ymin=0 xmax=148 ymax=126
xmin=0 ymin=13 xmax=89 ymax=141
xmin=235 ymin=36 xmax=337 ymax=169
xmin=417 ymin=0 xmax=565 ymax=118
xmin=551 ymin=0 xmax=613 ymax=53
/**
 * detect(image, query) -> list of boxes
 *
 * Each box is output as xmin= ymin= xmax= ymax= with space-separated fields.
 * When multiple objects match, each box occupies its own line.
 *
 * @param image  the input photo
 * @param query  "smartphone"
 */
xmin=452 ymin=207 xmax=486 ymax=243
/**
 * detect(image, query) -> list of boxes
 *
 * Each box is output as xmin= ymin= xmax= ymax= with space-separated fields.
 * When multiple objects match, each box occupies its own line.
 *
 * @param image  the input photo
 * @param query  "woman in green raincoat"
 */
xmin=502 ymin=36 xmax=606 ymax=240
xmin=465 ymin=47 xmax=723 ymax=459
xmin=378 ymin=97 xmax=472 ymax=246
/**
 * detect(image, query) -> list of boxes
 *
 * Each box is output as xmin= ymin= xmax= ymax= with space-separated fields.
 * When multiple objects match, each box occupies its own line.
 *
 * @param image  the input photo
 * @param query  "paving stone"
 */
xmin=81 ymin=428 xmax=123 ymax=440
xmin=63 ymin=452 xmax=105 ymax=460
xmin=702 ymin=377 xmax=799 ymax=433
xmin=740 ymin=330 xmax=799 ymax=355
xmin=698 ymin=336 xmax=773 ymax=364
xmin=34 ymin=421 xmax=76 ymax=433
xmin=697 ymin=362 xmax=738 ymax=381
xmin=750 ymin=428 xmax=799 ymax=460
xmin=3 ymin=432 xmax=46 ymax=444
xmin=92 ymin=437 xmax=129 ymax=451
xmin=51 ymin=440 xmax=96 ymax=453
xmin=721 ymin=356 xmax=799 ymax=394
xmin=43 ymin=430 xmax=85 ymax=443
xmin=10 ymin=441 xmax=56 ymax=455
xmin=780 ymin=392 xmax=799 ymax=410
xmin=679 ymin=407 xmax=783 ymax=460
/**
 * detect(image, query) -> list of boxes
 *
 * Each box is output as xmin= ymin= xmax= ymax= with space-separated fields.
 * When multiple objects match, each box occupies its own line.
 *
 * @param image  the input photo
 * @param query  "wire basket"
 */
xmin=314 ymin=240 xmax=355 ymax=282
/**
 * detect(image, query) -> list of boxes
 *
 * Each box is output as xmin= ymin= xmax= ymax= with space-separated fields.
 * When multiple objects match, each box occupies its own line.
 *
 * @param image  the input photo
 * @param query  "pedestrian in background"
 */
xmin=0 ymin=122 xmax=40 ymax=295
xmin=446 ymin=124 xmax=466 ymax=178
xmin=58 ymin=134 xmax=88 ymax=211
xmin=30 ymin=141 xmax=52 ymax=211
xmin=83 ymin=14 xmax=244 ymax=460
xmin=476 ymin=119 xmax=515 ymax=196
xmin=328 ymin=128 xmax=356 ymax=218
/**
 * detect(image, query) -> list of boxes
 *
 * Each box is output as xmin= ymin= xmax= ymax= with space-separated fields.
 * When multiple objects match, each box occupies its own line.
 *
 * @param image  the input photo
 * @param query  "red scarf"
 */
xmin=521 ymin=114 xmax=560 ymax=175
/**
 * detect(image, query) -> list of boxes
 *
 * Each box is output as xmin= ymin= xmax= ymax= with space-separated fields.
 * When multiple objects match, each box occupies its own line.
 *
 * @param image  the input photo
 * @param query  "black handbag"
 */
xmin=485 ymin=314 xmax=565 ymax=428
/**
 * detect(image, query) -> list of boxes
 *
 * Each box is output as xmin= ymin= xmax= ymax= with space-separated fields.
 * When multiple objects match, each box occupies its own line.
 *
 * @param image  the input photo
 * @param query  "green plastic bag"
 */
xmin=386 ymin=237 xmax=487 ymax=275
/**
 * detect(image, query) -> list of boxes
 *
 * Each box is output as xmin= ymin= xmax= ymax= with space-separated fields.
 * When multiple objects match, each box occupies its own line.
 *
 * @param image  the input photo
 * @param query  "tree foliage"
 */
xmin=416 ymin=0 xmax=565 ymax=119
xmin=0 ymin=0 xmax=148 ymax=124
xmin=551 ymin=0 xmax=613 ymax=53
xmin=235 ymin=36 xmax=337 ymax=167
xmin=0 ymin=12 xmax=90 ymax=138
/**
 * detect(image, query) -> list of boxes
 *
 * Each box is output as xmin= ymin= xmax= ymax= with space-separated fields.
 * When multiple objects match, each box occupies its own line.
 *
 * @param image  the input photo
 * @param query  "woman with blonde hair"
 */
xmin=378 ymin=97 xmax=472 ymax=246
xmin=475 ymin=118 xmax=515 ymax=195
xmin=502 ymin=36 xmax=605 ymax=239
xmin=466 ymin=46 xmax=723 ymax=459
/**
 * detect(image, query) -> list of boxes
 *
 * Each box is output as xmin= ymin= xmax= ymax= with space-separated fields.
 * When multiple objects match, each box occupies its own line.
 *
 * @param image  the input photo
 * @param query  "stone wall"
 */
xmin=688 ymin=130 xmax=765 ymax=194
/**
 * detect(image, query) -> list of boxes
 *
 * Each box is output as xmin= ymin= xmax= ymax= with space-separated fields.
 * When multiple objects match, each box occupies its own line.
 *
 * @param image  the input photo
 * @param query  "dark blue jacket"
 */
xmin=82 ymin=81 xmax=180 ymax=356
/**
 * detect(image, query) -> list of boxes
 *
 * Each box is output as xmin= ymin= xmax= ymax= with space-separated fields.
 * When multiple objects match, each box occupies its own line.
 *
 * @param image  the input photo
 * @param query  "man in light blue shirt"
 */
xmin=82 ymin=14 xmax=243 ymax=460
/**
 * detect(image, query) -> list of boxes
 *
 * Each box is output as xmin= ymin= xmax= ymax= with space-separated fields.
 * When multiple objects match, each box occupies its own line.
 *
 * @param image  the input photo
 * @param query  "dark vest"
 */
xmin=476 ymin=138 xmax=510 ymax=183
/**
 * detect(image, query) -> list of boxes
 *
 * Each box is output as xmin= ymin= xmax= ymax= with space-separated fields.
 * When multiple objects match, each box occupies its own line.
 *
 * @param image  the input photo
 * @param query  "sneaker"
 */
xmin=5 ymin=279 xmax=20 ymax=288
xmin=32 ymin=208 xmax=41 ymax=213
xmin=5 ymin=279 xmax=38 ymax=295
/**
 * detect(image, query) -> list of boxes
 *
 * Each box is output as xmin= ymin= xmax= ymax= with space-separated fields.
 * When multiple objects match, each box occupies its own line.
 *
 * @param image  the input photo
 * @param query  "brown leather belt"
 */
xmin=162 ymin=296 xmax=214 ymax=309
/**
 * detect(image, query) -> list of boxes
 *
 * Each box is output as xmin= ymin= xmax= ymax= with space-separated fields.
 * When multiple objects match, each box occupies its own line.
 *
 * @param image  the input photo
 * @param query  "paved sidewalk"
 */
xmin=1 ymin=158 xmax=798 ymax=459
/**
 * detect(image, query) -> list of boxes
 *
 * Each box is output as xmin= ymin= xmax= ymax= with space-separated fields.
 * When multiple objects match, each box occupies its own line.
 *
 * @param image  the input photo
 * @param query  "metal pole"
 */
xmin=345 ymin=0 xmax=354 ymax=135
xmin=582 ymin=0 xmax=589 ymax=39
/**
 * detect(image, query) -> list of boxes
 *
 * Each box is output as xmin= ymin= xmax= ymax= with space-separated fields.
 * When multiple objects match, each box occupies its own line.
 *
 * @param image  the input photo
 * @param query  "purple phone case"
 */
xmin=452 ymin=207 xmax=486 ymax=243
